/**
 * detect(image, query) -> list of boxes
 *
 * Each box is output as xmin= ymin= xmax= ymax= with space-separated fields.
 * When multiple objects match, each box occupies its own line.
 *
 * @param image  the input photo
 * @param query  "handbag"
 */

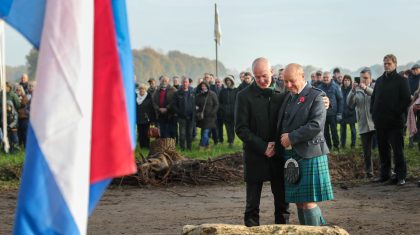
xmin=284 ymin=157 xmax=300 ymax=184
xmin=148 ymin=124 xmax=160 ymax=138
xmin=196 ymin=94 xmax=208 ymax=121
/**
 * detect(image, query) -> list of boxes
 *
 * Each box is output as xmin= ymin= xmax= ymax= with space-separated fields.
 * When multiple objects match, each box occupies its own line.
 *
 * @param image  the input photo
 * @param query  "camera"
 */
xmin=354 ymin=77 xmax=360 ymax=84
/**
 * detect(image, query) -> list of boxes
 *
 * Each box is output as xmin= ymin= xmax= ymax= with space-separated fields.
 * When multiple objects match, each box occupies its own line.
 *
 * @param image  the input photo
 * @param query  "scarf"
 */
xmin=136 ymin=92 xmax=147 ymax=105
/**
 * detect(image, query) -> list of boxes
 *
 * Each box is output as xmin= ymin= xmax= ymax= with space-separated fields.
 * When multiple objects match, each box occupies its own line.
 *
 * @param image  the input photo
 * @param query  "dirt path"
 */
xmin=1 ymin=182 xmax=420 ymax=235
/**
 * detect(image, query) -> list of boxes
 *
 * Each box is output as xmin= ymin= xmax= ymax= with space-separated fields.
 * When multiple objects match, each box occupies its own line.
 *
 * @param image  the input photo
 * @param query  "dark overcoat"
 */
xmin=235 ymin=83 xmax=287 ymax=182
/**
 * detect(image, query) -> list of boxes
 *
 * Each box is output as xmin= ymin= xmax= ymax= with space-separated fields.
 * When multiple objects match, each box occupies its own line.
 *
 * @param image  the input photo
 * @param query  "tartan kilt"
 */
xmin=284 ymin=149 xmax=334 ymax=203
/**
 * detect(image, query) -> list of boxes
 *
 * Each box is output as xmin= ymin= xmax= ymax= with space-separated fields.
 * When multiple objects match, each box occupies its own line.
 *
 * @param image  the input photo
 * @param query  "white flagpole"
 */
xmin=0 ymin=20 xmax=10 ymax=153
xmin=214 ymin=3 xmax=221 ymax=78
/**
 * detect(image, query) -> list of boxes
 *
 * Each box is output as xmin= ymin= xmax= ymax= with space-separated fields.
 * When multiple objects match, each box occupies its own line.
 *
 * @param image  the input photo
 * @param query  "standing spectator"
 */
xmin=19 ymin=74 xmax=30 ymax=94
xmin=318 ymin=71 xmax=343 ymax=151
xmin=5 ymin=101 xmax=19 ymax=153
xmin=15 ymin=85 xmax=29 ymax=147
xmin=312 ymin=70 xmax=323 ymax=87
xmin=407 ymin=86 xmax=420 ymax=150
xmin=172 ymin=76 xmax=181 ymax=90
xmin=195 ymin=82 xmax=218 ymax=150
xmin=147 ymin=78 xmax=157 ymax=95
xmin=408 ymin=64 xmax=420 ymax=148
xmin=136 ymin=83 xmax=155 ymax=149
xmin=214 ymin=77 xmax=224 ymax=144
xmin=371 ymin=54 xmax=411 ymax=185
xmin=272 ymin=68 xmax=285 ymax=93
xmin=310 ymin=71 xmax=317 ymax=86
xmin=173 ymin=77 xmax=196 ymax=151
xmin=219 ymin=76 xmax=237 ymax=148
xmin=347 ymin=68 xmax=376 ymax=178
xmin=152 ymin=76 xmax=177 ymax=138
xmin=340 ymin=75 xmax=357 ymax=148
xmin=332 ymin=68 xmax=343 ymax=86
xmin=237 ymin=72 xmax=254 ymax=93
xmin=0 ymin=82 xmax=20 ymax=113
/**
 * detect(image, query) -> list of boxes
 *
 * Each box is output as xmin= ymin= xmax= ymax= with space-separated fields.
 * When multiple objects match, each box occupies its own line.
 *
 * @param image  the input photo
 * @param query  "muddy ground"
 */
xmin=1 ymin=181 xmax=420 ymax=235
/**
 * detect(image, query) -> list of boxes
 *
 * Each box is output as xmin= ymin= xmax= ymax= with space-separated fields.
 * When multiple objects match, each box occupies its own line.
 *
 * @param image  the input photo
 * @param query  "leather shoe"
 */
xmin=371 ymin=177 xmax=389 ymax=183
xmin=384 ymin=178 xmax=397 ymax=185
xmin=397 ymin=179 xmax=406 ymax=186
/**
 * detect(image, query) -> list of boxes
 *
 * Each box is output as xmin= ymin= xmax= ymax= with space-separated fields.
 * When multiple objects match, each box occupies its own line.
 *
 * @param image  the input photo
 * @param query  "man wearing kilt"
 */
xmin=276 ymin=63 xmax=334 ymax=226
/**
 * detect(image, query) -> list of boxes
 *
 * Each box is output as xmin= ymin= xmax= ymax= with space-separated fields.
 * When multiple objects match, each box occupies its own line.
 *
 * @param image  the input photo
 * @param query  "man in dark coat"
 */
xmin=173 ymin=77 xmax=195 ymax=151
xmin=235 ymin=57 xmax=290 ymax=226
xmin=371 ymin=54 xmax=411 ymax=186
xmin=219 ymin=76 xmax=237 ymax=147
xmin=237 ymin=72 xmax=254 ymax=93
xmin=318 ymin=72 xmax=343 ymax=150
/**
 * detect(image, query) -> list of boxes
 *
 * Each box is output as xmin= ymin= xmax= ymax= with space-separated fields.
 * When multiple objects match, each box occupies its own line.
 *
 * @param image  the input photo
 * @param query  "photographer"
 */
xmin=347 ymin=68 xmax=375 ymax=178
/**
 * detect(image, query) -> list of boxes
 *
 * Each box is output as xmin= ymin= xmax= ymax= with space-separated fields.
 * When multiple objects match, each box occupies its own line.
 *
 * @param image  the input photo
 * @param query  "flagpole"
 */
xmin=0 ymin=20 xmax=10 ymax=153
xmin=215 ymin=38 xmax=218 ymax=79
xmin=214 ymin=3 xmax=221 ymax=79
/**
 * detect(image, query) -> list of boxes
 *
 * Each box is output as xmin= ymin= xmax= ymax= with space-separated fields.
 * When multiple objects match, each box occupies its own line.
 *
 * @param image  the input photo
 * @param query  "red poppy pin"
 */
xmin=298 ymin=96 xmax=305 ymax=104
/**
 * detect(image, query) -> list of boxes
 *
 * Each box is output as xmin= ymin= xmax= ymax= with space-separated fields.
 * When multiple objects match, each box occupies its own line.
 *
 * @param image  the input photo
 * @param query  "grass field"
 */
xmin=1 ymin=125 xmax=419 ymax=190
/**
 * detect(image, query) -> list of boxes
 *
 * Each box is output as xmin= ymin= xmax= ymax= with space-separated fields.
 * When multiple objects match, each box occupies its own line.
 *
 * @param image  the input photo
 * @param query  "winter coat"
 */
xmin=173 ymin=87 xmax=196 ymax=120
xmin=195 ymin=84 xmax=219 ymax=129
xmin=219 ymin=86 xmax=237 ymax=122
xmin=235 ymin=83 xmax=287 ymax=182
xmin=318 ymin=82 xmax=343 ymax=116
xmin=371 ymin=70 xmax=411 ymax=129
xmin=347 ymin=86 xmax=375 ymax=134
xmin=151 ymin=85 xmax=177 ymax=119
xmin=136 ymin=93 xmax=155 ymax=125
xmin=5 ymin=101 xmax=18 ymax=130
xmin=341 ymin=86 xmax=357 ymax=124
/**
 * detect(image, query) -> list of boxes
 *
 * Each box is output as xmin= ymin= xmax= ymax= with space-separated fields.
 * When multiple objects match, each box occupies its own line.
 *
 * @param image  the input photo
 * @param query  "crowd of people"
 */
xmin=0 ymin=74 xmax=35 ymax=153
xmin=136 ymin=72 xmax=254 ymax=151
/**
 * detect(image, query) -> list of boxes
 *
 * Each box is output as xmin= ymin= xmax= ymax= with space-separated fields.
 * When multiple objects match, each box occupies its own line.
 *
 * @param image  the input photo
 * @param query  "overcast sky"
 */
xmin=4 ymin=0 xmax=420 ymax=71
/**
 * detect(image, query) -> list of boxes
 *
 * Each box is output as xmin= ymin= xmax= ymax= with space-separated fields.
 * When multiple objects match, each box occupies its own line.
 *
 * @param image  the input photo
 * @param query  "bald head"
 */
xmin=252 ymin=57 xmax=272 ymax=89
xmin=283 ymin=63 xmax=306 ymax=94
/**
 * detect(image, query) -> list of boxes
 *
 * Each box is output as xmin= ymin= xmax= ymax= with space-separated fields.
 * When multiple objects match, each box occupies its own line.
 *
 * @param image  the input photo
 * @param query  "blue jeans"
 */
xmin=200 ymin=128 xmax=210 ymax=147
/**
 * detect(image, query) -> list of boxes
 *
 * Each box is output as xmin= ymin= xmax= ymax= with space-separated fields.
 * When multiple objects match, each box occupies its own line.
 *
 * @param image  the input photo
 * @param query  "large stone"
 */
xmin=182 ymin=224 xmax=349 ymax=235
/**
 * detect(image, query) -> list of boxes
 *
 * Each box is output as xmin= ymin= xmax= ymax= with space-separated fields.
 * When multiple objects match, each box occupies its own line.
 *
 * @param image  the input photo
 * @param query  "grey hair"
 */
xmin=360 ymin=67 xmax=371 ymax=76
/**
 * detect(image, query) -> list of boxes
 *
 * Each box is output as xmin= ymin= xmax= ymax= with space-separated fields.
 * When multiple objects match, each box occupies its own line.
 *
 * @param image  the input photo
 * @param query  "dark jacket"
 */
xmin=237 ymin=81 xmax=251 ymax=93
xmin=371 ymin=70 xmax=411 ymax=129
xmin=276 ymin=84 xmax=329 ymax=158
xmin=318 ymin=81 xmax=343 ymax=116
xmin=136 ymin=93 xmax=155 ymax=125
xmin=195 ymin=83 xmax=219 ymax=129
xmin=151 ymin=85 xmax=177 ymax=119
xmin=173 ymin=87 xmax=196 ymax=120
xmin=219 ymin=78 xmax=237 ymax=122
xmin=235 ymin=83 xmax=287 ymax=182
xmin=408 ymin=74 xmax=420 ymax=96
xmin=341 ymin=86 xmax=357 ymax=124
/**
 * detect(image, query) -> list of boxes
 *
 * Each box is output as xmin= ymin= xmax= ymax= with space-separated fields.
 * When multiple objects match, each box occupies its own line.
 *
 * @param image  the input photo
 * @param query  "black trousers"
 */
xmin=324 ymin=115 xmax=339 ymax=149
xmin=137 ymin=123 xmax=150 ymax=149
xmin=178 ymin=118 xmax=194 ymax=150
xmin=244 ymin=180 xmax=289 ymax=227
xmin=217 ymin=118 xmax=224 ymax=143
xmin=376 ymin=128 xmax=407 ymax=180
xmin=360 ymin=131 xmax=375 ymax=175
xmin=224 ymin=120 xmax=235 ymax=144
